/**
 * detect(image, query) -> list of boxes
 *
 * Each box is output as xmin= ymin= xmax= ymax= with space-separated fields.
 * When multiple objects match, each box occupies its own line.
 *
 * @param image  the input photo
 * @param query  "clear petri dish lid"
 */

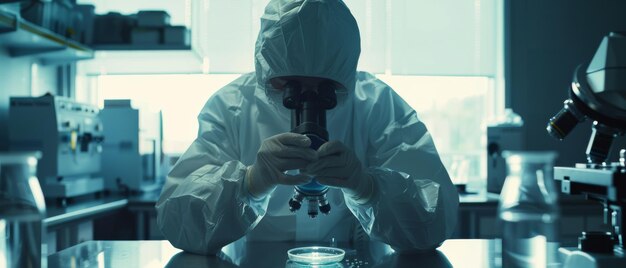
xmin=287 ymin=246 xmax=345 ymax=265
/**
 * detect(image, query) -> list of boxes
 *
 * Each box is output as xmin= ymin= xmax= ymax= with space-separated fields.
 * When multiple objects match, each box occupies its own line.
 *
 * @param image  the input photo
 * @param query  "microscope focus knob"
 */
xmin=578 ymin=231 xmax=614 ymax=254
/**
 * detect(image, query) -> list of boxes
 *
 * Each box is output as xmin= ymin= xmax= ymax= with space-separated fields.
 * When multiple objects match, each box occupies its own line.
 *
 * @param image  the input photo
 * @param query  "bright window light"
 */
xmin=97 ymin=74 xmax=240 ymax=154
xmin=378 ymin=74 xmax=491 ymax=188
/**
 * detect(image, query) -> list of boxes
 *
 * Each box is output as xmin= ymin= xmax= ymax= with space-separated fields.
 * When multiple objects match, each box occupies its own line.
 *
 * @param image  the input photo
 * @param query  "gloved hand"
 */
xmin=305 ymin=140 xmax=374 ymax=204
xmin=246 ymin=133 xmax=318 ymax=199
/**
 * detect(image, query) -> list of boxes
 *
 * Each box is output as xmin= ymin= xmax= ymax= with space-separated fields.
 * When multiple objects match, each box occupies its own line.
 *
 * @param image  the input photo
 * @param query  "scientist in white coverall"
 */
xmin=156 ymin=0 xmax=459 ymax=255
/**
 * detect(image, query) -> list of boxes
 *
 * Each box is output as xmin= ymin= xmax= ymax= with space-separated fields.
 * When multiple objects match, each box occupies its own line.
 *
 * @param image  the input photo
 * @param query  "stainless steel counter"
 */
xmin=45 ymin=198 xmax=128 ymax=228
xmin=48 ymin=239 xmax=500 ymax=268
xmin=44 ymin=189 xmax=159 ymax=229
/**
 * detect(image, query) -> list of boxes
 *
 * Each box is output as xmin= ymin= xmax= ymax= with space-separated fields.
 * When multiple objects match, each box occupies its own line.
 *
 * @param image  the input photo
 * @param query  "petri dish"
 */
xmin=287 ymin=246 xmax=346 ymax=265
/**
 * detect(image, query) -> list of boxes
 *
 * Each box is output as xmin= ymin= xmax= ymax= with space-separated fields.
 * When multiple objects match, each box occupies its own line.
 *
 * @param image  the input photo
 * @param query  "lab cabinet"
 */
xmin=457 ymin=193 xmax=609 ymax=246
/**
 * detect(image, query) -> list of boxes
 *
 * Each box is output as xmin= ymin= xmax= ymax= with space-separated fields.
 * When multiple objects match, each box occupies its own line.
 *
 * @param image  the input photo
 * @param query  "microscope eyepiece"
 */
xmin=317 ymin=81 xmax=338 ymax=109
xmin=283 ymin=81 xmax=302 ymax=109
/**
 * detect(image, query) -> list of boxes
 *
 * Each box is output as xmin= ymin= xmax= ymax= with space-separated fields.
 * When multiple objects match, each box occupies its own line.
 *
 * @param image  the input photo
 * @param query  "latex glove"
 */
xmin=246 ymin=133 xmax=318 ymax=199
xmin=305 ymin=141 xmax=374 ymax=204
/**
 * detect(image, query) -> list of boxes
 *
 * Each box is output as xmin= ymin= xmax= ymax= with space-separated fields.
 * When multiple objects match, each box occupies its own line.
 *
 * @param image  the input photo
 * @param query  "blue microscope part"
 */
xmin=296 ymin=134 xmax=327 ymax=194
xmin=298 ymin=179 xmax=327 ymax=193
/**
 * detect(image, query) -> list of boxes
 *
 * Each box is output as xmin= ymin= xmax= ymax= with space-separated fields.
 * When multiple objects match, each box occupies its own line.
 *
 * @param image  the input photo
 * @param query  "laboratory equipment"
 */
xmin=9 ymin=94 xmax=105 ymax=202
xmin=487 ymin=109 xmax=525 ymax=193
xmin=287 ymin=246 xmax=346 ymax=265
xmin=283 ymin=80 xmax=337 ymax=218
xmin=546 ymin=32 xmax=626 ymax=267
xmin=498 ymin=151 xmax=559 ymax=268
xmin=100 ymin=99 xmax=163 ymax=193
xmin=0 ymin=151 xmax=46 ymax=268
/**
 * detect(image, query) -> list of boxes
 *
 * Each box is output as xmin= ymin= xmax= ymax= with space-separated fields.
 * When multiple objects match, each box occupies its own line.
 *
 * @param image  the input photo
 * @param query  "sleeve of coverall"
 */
xmin=344 ymin=87 xmax=460 ymax=253
xmin=155 ymin=92 xmax=269 ymax=255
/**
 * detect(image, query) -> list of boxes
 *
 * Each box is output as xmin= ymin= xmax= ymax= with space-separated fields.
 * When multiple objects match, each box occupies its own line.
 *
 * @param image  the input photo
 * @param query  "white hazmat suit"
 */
xmin=156 ymin=0 xmax=459 ymax=255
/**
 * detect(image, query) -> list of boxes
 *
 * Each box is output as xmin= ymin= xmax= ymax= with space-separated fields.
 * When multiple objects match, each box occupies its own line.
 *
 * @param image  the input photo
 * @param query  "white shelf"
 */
xmin=0 ymin=10 xmax=94 ymax=65
xmin=78 ymin=50 xmax=205 ymax=75
xmin=91 ymin=44 xmax=191 ymax=51
xmin=75 ymin=0 xmax=208 ymax=75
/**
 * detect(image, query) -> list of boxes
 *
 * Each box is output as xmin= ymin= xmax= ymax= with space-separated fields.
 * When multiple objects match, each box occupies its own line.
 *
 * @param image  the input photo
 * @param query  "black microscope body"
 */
xmin=282 ymin=80 xmax=337 ymax=218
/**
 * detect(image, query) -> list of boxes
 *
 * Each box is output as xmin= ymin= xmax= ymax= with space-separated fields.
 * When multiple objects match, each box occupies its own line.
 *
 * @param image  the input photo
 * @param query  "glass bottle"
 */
xmin=0 ymin=152 xmax=46 ymax=268
xmin=498 ymin=151 xmax=559 ymax=268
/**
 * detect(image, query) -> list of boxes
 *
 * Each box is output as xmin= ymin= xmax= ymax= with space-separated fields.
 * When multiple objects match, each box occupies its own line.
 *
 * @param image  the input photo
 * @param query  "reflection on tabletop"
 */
xmin=48 ymin=239 xmax=498 ymax=268
xmin=168 ymin=240 xmax=454 ymax=268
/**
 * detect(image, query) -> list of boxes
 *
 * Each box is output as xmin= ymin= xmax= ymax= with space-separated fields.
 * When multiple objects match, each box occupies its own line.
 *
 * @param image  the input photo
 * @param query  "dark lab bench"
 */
xmin=458 ymin=192 xmax=607 ymax=246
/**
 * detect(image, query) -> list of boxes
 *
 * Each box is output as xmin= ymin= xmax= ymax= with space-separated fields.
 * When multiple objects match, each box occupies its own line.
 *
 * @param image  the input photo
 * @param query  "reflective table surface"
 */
xmin=48 ymin=239 xmax=501 ymax=268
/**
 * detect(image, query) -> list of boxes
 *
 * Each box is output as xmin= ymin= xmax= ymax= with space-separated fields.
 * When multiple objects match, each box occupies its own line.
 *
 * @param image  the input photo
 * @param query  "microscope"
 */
xmin=547 ymin=32 xmax=626 ymax=267
xmin=282 ymin=80 xmax=337 ymax=218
